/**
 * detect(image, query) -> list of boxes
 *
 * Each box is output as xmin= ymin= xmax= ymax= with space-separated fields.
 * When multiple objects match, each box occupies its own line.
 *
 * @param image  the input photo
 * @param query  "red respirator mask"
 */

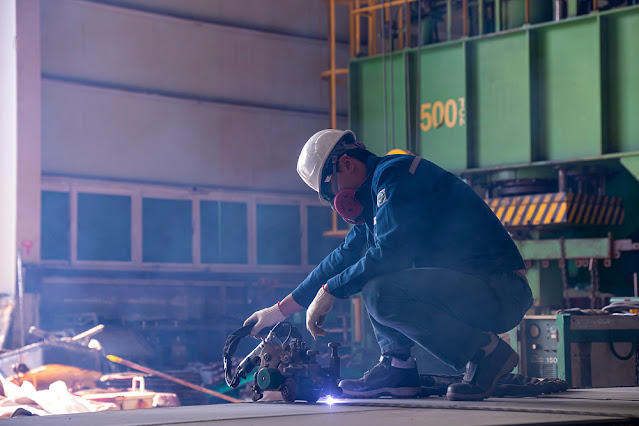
xmin=334 ymin=188 xmax=364 ymax=225
xmin=330 ymin=155 xmax=365 ymax=225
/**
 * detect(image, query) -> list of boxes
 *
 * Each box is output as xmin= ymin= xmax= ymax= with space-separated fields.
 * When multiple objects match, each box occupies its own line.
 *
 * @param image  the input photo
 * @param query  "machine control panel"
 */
xmin=521 ymin=316 xmax=558 ymax=378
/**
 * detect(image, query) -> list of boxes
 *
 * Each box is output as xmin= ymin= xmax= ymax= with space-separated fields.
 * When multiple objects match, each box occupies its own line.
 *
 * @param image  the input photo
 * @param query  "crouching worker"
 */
xmin=244 ymin=129 xmax=533 ymax=401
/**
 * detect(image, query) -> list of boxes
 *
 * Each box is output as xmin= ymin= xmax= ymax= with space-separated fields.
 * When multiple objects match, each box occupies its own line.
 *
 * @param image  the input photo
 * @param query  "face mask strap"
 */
xmin=331 ymin=155 xmax=339 ymax=199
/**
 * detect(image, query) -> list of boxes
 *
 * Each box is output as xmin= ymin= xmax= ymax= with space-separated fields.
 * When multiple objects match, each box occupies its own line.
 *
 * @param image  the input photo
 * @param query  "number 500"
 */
xmin=420 ymin=97 xmax=466 ymax=132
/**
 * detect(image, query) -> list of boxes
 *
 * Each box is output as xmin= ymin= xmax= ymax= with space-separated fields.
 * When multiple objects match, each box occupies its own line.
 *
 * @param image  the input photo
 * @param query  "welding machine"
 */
xmin=511 ymin=313 xmax=639 ymax=387
xmin=510 ymin=315 xmax=559 ymax=379
xmin=224 ymin=322 xmax=342 ymax=402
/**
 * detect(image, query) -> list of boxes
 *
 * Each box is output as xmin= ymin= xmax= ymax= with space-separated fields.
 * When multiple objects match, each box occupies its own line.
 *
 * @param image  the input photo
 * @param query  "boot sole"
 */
xmin=446 ymin=351 xmax=518 ymax=401
xmin=341 ymin=386 xmax=421 ymax=399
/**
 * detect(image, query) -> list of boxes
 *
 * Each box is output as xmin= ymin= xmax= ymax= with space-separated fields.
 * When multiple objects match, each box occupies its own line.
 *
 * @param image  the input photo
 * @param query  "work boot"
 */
xmin=339 ymin=355 xmax=421 ymax=398
xmin=446 ymin=334 xmax=518 ymax=401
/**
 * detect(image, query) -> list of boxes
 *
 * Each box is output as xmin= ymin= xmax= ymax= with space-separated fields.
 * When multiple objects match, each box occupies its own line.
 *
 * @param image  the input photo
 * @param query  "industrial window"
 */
xmin=256 ymin=204 xmax=301 ymax=265
xmin=307 ymin=206 xmax=347 ymax=265
xmin=77 ymin=193 xmax=131 ymax=261
xmin=201 ymin=201 xmax=248 ymax=264
xmin=143 ymin=198 xmax=192 ymax=263
xmin=41 ymin=191 xmax=70 ymax=260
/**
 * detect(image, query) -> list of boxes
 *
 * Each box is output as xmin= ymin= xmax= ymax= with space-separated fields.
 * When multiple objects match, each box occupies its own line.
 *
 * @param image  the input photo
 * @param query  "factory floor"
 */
xmin=7 ymin=387 xmax=639 ymax=425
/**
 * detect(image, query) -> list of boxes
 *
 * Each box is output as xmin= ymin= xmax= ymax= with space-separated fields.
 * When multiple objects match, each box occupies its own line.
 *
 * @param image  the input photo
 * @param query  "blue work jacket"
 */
xmin=291 ymin=154 xmax=525 ymax=308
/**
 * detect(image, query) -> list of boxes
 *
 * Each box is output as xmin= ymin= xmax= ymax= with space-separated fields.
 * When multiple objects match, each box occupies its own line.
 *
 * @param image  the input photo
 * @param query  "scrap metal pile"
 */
xmin=0 ymin=325 xmax=184 ymax=418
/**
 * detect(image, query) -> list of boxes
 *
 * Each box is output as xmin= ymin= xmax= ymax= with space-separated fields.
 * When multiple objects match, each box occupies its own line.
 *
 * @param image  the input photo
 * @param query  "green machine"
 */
xmin=509 ymin=313 xmax=639 ymax=386
xmin=556 ymin=313 xmax=639 ymax=387
xmin=345 ymin=3 xmax=639 ymax=375
xmin=509 ymin=315 xmax=558 ymax=378
xmin=349 ymin=4 xmax=639 ymax=313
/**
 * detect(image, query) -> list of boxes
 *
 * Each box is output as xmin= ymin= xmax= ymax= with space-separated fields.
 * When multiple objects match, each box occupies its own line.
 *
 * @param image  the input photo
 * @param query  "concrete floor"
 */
xmin=7 ymin=387 xmax=639 ymax=425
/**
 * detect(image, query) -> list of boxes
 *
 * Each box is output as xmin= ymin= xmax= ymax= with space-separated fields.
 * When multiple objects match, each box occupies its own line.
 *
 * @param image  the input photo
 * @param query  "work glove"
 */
xmin=306 ymin=285 xmax=336 ymax=340
xmin=243 ymin=303 xmax=286 ymax=337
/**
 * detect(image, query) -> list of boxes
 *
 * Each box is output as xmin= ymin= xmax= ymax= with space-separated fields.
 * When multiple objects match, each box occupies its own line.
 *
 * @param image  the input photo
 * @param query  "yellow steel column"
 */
xmin=350 ymin=1 xmax=355 ymax=57
xmin=355 ymin=0 xmax=361 ymax=56
xmin=329 ymin=0 xmax=337 ymax=129
xmin=398 ymin=5 xmax=404 ymax=48
xmin=353 ymin=297 xmax=362 ymax=342
xmin=405 ymin=0 xmax=410 ymax=48
xmin=326 ymin=0 xmax=344 ymax=238
xmin=385 ymin=2 xmax=391 ymax=46
xmin=369 ymin=0 xmax=376 ymax=55
xmin=463 ymin=0 xmax=469 ymax=36
xmin=479 ymin=0 xmax=484 ymax=34
xmin=447 ymin=0 xmax=452 ymax=40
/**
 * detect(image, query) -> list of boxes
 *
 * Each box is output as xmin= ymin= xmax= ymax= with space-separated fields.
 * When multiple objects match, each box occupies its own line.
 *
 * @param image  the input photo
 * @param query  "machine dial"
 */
xmin=528 ymin=324 xmax=541 ymax=338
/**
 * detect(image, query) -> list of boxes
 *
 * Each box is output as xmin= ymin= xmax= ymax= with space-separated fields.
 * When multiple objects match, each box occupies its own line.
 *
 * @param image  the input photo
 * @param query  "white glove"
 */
xmin=306 ymin=285 xmax=336 ymax=340
xmin=244 ymin=303 xmax=286 ymax=337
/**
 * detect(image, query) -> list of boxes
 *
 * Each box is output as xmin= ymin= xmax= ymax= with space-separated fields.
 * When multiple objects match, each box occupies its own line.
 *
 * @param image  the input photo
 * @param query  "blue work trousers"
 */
xmin=361 ymin=268 xmax=533 ymax=370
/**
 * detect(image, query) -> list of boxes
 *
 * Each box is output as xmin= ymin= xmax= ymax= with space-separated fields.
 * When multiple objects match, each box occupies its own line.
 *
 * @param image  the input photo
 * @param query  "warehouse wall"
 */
xmin=0 ymin=0 xmax=17 ymax=297
xmin=87 ymin=0 xmax=352 ymax=42
xmin=40 ymin=0 xmax=350 ymax=191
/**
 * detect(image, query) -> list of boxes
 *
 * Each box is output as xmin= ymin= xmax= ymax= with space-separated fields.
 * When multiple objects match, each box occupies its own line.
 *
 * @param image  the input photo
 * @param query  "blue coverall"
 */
xmin=292 ymin=154 xmax=533 ymax=370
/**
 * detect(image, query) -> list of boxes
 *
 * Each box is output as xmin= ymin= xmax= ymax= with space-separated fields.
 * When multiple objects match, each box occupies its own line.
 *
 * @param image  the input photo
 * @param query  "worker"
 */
xmin=244 ymin=129 xmax=533 ymax=401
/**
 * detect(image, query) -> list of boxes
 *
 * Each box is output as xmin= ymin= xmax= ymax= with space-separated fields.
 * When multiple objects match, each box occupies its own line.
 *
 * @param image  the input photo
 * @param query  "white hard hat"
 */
xmin=297 ymin=129 xmax=356 ymax=203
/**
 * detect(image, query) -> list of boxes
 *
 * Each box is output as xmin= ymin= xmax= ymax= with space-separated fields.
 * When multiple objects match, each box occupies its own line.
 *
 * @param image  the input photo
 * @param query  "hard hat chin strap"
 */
xmin=333 ymin=189 xmax=364 ymax=225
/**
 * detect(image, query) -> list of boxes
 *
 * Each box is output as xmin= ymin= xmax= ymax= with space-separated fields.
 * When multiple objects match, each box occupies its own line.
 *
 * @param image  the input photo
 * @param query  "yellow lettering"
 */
xmin=420 ymin=103 xmax=432 ymax=132
xmin=432 ymin=101 xmax=444 ymax=128
xmin=445 ymin=99 xmax=457 ymax=128
xmin=458 ymin=97 xmax=466 ymax=127
xmin=420 ymin=97 xmax=466 ymax=132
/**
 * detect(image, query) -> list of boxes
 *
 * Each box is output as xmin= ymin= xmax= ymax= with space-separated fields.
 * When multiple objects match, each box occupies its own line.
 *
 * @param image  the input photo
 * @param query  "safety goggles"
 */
xmin=320 ymin=155 xmax=340 ymax=208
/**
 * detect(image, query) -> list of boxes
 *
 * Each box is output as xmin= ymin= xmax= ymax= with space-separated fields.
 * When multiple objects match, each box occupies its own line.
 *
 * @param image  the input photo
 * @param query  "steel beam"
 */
xmin=620 ymin=155 xmax=639 ymax=183
xmin=42 ymin=74 xmax=347 ymax=118
xmin=515 ymin=238 xmax=639 ymax=261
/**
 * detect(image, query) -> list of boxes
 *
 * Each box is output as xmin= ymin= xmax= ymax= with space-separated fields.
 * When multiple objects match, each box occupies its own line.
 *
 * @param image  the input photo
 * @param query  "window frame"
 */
xmin=41 ymin=176 xmax=325 ymax=274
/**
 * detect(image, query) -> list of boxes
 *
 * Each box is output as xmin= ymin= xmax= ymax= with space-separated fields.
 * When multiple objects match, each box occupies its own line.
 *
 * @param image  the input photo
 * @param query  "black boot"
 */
xmin=339 ymin=356 xmax=421 ymax=398
xmin=446 ymin=335 xmax=518 ymax=401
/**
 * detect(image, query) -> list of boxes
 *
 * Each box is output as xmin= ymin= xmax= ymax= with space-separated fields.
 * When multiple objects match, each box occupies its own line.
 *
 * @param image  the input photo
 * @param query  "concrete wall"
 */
xmin=17 ymin=0 xmax=42 ymax=264
xmin=0 ymin=0 xmax=17 ymax=296
xmin=42 ymin=80 xmax=342 ymax=189
xmin=89 ymin=0 xmax=352 ymax=42
xmin=40 ymin=0 xmax=350 ymax=191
